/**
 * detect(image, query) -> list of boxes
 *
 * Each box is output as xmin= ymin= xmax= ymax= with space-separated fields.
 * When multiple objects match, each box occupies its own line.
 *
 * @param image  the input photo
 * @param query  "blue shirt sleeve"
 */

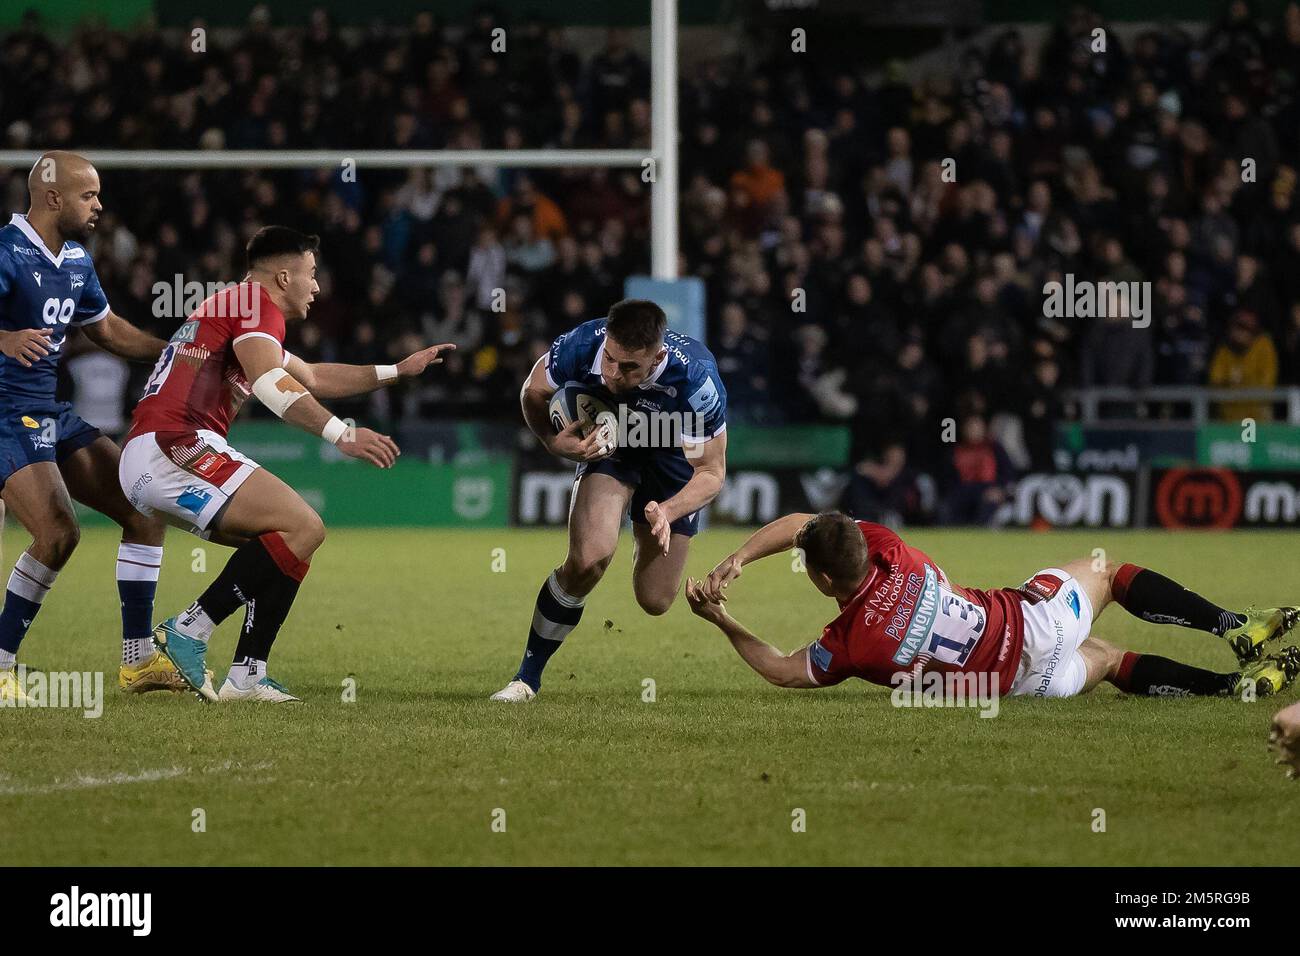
xmin=683 ymin=363 xmax=727 ymax=441
xmin=546 ymin=327 xmax=584 ymax=388
xmin=0 ymin=247 xmax=13 ymax=303
xmin=72 ymin=261 xmax=109 ymax=325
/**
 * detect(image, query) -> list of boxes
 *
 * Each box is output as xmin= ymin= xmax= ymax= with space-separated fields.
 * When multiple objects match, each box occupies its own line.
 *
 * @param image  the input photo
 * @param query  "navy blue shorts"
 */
xmin=577 ymin=450 xmax=701 ymax=537
xmin=0 ymin=401 xmax=101 ymax=490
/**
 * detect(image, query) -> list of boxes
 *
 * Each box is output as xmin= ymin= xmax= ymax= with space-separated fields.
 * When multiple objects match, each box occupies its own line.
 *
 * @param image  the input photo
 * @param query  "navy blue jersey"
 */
xmin=546 ymin=318 xmax=727 ymax=448
xmin=0 ymin=214 xmax=110 ymax=403
xmin=547 ymin=318 xmax=727 ymax=538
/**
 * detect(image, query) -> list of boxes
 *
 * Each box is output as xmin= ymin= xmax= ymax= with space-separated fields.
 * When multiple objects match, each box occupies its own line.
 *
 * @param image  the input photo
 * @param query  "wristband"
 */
xmin=322 ymin=416 xmax=349 ymax=445
xmin=376 ymin=364 xmax=398 ymax=383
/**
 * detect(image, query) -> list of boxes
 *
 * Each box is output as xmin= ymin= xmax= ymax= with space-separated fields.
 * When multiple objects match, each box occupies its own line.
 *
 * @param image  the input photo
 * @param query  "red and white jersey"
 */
xmin=129 ymin=282 xmax=288 ymax=441
xmin=806 ymin=522 xmax=1025 ymax=695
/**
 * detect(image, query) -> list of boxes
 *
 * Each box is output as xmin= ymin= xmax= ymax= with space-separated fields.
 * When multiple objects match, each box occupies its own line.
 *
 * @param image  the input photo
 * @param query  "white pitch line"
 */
xmin=0 ymin=760 xmax=276 ymax=796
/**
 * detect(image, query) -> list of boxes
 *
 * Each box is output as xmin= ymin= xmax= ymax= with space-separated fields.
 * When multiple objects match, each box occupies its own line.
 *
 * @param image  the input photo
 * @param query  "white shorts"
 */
xmin=1008 ymin=568 xmax=1095 ymax=699
xmin=119 ymin=430 xmax=260 ymax=536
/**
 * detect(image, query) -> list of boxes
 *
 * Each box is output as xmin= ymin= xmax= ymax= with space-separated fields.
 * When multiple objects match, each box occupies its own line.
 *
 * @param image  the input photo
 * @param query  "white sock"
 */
xmin=117 ymin=542 xmax=162 ymax=664
xmin=122 ymin=638 xmax=155 ymax=665
xmin=227 ymin=657 xmax=264 ymax=690
xmin=0 ymin=648 xmax=14 ymax=669
xmin=175 ymin=601 xmax=215 ymax=643
xmin=9 ymin=551 xmax=57 ymax=603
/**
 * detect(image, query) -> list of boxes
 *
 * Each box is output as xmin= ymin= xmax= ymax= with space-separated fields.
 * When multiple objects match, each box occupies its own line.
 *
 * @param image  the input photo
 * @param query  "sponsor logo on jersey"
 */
xmin=191 ymin=451 xmax=224 ymax=478
xmin=20 ymin=416 xmax=39 ymax=429
xmin=171 ymin=320 xmax=200 ymax=343
xmin=687 ymin=378 xmax=721 ymax=417
xmin=32 ymin=271 xmax=41 ymax=287
xmin=890 ymin=565 xmax=940 ymax=666
xmin=69 ymin=273 xmax=85 ymax=289
xmin=177 ymin=485 xmax=214 ymax=515
xmin=62 ymin=247 xmax=85 ymax=260
xmin=1018 ymin=572 xmax=1064 ymax=604
xmin=10 ymin=243 xmax=37 ymax=257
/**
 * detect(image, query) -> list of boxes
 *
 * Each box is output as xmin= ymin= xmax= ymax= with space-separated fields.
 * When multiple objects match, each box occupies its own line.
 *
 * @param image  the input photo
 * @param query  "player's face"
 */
xmin=279 ymin=252 xmax=320 ymax=320
xmin=601 ymin=336 xmax=666 ymax=394
xmin=58 ymin=167 xmax=102 ymax=242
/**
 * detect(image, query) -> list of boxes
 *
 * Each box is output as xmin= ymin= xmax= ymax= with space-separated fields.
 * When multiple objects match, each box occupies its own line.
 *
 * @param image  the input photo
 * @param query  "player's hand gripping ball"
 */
xmin=549 ymin=383 xmax=617 ymax=459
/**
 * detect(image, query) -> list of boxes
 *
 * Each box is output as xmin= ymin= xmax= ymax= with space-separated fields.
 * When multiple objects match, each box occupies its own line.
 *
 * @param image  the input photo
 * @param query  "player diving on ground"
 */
xmin=686 ymin=511 xmax=1299 ymax=699
xmin=491 ymin=299 xmax=728 ymax=702
xmin=0 ymin=150 xmax=182 ymax=704
xmin=118 ymin=225 xmax=453 ymax=702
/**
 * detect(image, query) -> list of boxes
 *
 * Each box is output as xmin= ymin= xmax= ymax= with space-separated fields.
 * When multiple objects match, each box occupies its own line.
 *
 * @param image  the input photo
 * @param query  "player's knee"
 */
xmin=122 ymin=509 xmax=163 ymax=546
xmin=283 ymin=509 xmax=326 ymax=558
xmin=566 ymin=549 xmax=613 ymax=583
xmin=300 ymin=512 xmax=327 ymax=554
xmin=635 ymin=591 xmax=675 ymax=616
xmin=37 ymin=517 xmax=80 ymax=565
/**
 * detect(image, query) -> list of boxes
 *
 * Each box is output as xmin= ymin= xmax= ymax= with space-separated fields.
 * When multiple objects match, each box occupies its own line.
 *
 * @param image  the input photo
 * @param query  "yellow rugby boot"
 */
xmin=0 ymin=667 xmax=28 ymax=705
xmin=1224 ymin=607 xmax=1299 ymax=665
xmin=1238 ymin=646 xmax=1300 ymax=698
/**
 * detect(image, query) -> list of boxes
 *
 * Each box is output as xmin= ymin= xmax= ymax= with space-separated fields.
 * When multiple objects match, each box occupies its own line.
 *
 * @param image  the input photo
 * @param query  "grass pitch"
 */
xmin=2 ymin=524 xmax=1297 ymax=866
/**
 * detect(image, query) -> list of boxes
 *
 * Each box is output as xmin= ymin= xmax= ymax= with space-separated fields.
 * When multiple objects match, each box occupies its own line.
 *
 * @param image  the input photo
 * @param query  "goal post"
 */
xmin=0 ymin=0 xmax=683 ymax=281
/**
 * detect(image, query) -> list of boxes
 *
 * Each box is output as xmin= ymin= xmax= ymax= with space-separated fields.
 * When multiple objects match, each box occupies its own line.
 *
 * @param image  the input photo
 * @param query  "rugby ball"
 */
xmin=549 ymin=383 xmax=617 ymax=454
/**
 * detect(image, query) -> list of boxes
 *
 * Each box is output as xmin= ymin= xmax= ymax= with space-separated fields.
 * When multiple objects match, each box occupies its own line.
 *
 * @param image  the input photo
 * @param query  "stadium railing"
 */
xmin=1068 ymin=387 xmax=1300 ymax=425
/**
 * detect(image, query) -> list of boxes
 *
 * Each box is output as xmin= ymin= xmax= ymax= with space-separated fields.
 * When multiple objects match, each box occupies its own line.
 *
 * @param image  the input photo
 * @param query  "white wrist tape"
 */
xmin=321 ymin=416 xmax=349 ymax=445
xmin=252 ymin=367 xmax=308 ymax=417
xmin=376 ymin=364 xmax=398 ymax=383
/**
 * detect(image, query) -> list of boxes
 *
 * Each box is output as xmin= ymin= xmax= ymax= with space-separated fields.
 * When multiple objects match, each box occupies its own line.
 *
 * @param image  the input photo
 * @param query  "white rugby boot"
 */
xmin=489 ymin=679 xmax=536 ymax=703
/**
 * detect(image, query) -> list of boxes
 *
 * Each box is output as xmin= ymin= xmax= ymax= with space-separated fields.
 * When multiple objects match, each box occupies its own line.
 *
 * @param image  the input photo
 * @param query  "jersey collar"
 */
xmin=10 ymin=213 xmax=68 ymax=268
xmin=590 ymin=339 xmax=671 ymax=390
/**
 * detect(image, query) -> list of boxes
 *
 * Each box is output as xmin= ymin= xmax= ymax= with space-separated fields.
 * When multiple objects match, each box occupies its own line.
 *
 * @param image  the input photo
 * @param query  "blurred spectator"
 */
xmin=4 ymin=4 xmax=1299 ymax=522
xmin=1210 ymin=309 xmax=1279 ymax=421
xmin=940 ymin=415 xmax=1016 ymax=526
xmin=847 ymin=443 xmax=919 ymax=526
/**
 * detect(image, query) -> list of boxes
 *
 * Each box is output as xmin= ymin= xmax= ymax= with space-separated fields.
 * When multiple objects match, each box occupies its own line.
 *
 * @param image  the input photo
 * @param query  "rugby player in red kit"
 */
xmin=686 ymin=511 xmax=1299 ymax=700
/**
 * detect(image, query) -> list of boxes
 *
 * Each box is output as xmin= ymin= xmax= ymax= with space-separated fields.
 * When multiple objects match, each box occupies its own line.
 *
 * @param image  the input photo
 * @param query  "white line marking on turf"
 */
xmin=0 ymin=760 xmax=276 ymax=796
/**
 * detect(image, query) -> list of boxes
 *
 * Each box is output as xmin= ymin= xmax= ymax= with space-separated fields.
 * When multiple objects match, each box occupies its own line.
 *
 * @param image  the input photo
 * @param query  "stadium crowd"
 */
xmin=4 ymin=2 xmax=1300 ymax=524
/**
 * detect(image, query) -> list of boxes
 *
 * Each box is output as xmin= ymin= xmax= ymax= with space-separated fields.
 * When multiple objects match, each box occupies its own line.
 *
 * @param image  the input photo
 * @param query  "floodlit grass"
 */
xmin=3 ymin=525 xmax=1296 ymax=865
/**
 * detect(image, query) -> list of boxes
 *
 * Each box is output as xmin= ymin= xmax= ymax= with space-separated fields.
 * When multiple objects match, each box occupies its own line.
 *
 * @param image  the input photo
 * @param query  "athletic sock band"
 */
xmin=515 ymin=571 xmax=586 ymax=691
xmin=0 ymin=552 xmax=59 ymax=656
xmin=118 ymin=543 xmax=163 ymax=659
xmin=8 ymin=552 xmax=57 ymax=604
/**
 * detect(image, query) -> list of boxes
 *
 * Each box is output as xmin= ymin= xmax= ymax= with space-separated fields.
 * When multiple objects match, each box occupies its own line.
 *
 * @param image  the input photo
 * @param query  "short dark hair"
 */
xmin=246 ymin=226 xmax=320 ymax=270
xmin=605 ymin=299 xmax=667 ymax=351
xmin=794 ymin=512 xmax=871 ymax=588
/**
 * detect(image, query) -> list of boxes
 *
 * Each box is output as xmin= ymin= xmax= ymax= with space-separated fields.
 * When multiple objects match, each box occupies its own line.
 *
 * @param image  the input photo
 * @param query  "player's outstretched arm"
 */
xmin=702 ymin=511 xmax=816 ymax=601
xmin=285 ymin=343 xmax=455 ymax=399
xmin=79 ymin=311 xmax=168 ymax=362
xmin=234 ymin=335 xmax=399 ymax=469
xmin=643 ymin=432 xmax=729 ymax=555
xmin=684 ymin=578 xmax=819 ymax=688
